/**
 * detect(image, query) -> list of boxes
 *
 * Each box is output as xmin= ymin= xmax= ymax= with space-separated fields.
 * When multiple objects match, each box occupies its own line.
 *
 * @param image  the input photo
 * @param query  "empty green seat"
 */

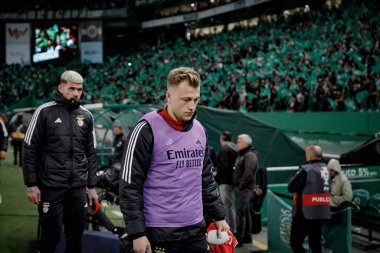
xmin=368 ymin=193 xmax=380 ymax=212
xmin=352 ymin=189 xmax=370 ymax=209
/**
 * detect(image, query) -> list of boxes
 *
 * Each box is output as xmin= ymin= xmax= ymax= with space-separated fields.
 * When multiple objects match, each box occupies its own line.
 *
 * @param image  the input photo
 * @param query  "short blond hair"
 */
xmin=61 ymin=70 xmax=83 ymax=84
xmin=167 ymin=67 xmax=201 ymax=89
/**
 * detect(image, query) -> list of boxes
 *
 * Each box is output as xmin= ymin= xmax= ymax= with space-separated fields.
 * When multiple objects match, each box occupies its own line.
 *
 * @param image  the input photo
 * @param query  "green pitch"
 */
xmin=0 ymin=149 xmax=123 ymax=253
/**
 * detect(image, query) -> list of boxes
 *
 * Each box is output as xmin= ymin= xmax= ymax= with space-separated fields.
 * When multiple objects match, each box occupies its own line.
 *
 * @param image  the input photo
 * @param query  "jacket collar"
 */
xmin=53 ymin=92 xmax=81 ymax=109
xmin=158 ymin=107 xmax=195 ymax=132
xmin=306 ymin=159 xmax=324 ymax=164
xmin=238 ymin=145 xmax=255 ymax=156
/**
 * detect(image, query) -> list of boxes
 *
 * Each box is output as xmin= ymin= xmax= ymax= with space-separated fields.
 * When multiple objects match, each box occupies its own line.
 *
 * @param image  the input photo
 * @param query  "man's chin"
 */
xmin=182 ymin=115 xmax=193 ymax=121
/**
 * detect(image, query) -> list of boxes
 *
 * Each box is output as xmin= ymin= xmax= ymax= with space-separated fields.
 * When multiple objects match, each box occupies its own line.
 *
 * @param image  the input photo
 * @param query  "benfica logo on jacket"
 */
xmin=76 ymin=115 xmax=84 ymax=126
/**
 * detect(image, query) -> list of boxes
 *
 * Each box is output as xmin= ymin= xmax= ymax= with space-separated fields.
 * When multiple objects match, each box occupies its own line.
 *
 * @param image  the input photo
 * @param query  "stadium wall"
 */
xmin=250 ymin=112 xmax=380 ymax=136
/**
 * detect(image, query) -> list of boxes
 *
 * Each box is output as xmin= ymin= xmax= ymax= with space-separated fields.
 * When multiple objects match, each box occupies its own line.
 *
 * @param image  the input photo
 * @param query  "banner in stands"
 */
xmin=80 ymin=21 xmax=103 ymax=63
xmin=267 ymin=190 xmax=352 ymax=253
xmin=5 ymin=23 xmax=31 ymax=64
xmin=80 ymin=42 xmax=103 ymax=64
xmin=0 ymin=8 xmax=127 ymax=20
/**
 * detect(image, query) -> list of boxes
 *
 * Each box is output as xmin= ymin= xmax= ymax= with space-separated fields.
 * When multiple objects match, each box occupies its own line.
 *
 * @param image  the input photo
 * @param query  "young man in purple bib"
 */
xmin=119 ymin=67 xmax=229 ymax=253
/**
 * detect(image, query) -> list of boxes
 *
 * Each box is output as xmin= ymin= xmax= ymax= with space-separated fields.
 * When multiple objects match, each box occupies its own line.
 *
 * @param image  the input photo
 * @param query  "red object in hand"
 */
xmin=206 ymin=222 xmax=238 ymax=253
xmin=89 ymin=199 xmax=102 ymax=215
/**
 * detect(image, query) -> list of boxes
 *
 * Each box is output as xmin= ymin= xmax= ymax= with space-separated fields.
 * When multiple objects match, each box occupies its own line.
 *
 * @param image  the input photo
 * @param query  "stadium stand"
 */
xmin=0 ymin=0 xmax=379 ymax=112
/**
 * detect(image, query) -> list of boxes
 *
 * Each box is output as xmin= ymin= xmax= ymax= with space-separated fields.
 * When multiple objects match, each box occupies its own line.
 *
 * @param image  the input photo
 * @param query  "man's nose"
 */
xmin=73 ymin=90 xmax=80 ymax=97
xmin=188 ymin=101 xmax=196 ymax=111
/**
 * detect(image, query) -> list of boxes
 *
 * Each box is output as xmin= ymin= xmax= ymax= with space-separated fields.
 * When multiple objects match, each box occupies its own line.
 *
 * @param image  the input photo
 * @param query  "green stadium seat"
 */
xmin=368 ymin=193 xmax=380 ymax=213
xmin=351 ymin=189 xmax=380 ymax=240
xmin=364 ymin=194 xmax=380 ymax=240
xmin=352 ymin=189 xmax=370 ymax=210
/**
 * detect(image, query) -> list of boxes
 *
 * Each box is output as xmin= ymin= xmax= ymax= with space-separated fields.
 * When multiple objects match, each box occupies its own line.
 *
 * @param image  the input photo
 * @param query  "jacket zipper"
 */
xmin=69 ymin=112 xmax=74 ymax=187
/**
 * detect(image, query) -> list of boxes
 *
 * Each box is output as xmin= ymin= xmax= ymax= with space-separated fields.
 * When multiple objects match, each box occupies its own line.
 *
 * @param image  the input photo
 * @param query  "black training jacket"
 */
xmin=215 ymin=142 xmax=238 ymax=185
xmin=22 ymin=92 xmax=97 ymax=188
xmin=233 ymin=146 xmax=258 ymax=191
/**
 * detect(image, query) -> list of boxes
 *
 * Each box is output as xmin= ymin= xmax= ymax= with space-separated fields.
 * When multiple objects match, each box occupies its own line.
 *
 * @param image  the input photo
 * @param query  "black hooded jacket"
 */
xmin=215 ymin=142 xmax=238 ymax=185
xmin=22 ymin=92 xmax=97 ymax=188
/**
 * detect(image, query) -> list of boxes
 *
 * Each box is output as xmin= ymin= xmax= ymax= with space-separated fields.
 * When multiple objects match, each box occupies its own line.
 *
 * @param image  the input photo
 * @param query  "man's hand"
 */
xmin=215 ymin=219 xmax=230 ymax=239
xmin=86 ymin=187 xmax=98 ymax=206
xmin=27 ymin=186 xmax=41 ymax=204
xmin=0 ymin=151 xmax=7 ymax=159
xmin=133 ymin=236 xmax=151 ymax=253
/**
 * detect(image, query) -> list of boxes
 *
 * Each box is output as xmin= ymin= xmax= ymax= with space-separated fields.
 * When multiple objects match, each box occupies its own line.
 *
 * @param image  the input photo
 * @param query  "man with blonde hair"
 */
xmin=119 ymin=67 xmax=229 ymax=253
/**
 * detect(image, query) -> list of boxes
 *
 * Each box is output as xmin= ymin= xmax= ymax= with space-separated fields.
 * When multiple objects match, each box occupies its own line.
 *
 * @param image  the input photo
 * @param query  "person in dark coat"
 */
xmin=0 ymin=117 xmax=8 ymax=161
xmin=215 ymin=131 xmax=238 ymax=233
xmin=109 ymin=125 xmax=127 ymax=166
xmin=234 ymin=134 xmax=258 ymax=246
xmin=9 ymin=114 xmax=26 ymax=166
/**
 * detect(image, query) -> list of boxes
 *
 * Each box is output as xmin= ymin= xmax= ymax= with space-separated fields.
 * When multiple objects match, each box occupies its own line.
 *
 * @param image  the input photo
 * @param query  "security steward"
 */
xmin=22 ymin=70 xmax=98 ymax=253
xmin=288 ymin=145 xmax=331 ymax=253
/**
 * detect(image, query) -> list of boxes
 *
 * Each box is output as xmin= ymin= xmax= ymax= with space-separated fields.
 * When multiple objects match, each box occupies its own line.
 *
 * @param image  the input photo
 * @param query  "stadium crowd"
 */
xmin=1 ymin=0 xmax=379 ymax=112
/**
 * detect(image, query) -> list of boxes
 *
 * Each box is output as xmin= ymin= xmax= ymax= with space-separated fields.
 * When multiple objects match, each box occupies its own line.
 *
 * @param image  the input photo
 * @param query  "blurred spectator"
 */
xmin=0 ymin=117 xmax=8 ymax=160
xmin=327 ymin=159 xmax=353 ymax=211
xmin=9 ymin=114 xmax=26 ymax=166
xmin=214 ymin=131 xmax=238 ymax=234
xmin=109 ymin=125 xmax=127 ymax=166
xmin=234 ymin=134 xmax=258 ymax=247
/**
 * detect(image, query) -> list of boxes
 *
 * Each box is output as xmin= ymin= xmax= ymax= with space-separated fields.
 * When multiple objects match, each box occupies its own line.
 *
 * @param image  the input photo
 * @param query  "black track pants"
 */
xmin=147 ymin=233 xmax=210 ymax=253
xmin=38 ymin=187 xmax=87 ymax=253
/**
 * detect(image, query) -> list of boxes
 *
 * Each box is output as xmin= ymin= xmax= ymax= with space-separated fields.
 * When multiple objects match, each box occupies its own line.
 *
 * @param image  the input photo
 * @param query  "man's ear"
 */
xmin=166 ymin=90 xmax=171 ymax=102
xmin=58 ymin=83 xmax=63 ymax=93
